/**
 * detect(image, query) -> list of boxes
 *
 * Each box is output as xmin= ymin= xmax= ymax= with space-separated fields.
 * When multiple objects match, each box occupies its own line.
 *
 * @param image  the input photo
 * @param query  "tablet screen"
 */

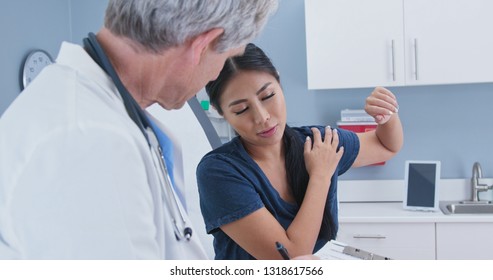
xmin=404 ymin=161 xmax=440 ymax=211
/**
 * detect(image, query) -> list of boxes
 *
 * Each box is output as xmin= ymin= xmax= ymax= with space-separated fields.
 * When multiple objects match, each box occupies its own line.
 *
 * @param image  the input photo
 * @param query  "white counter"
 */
xmin=339 ymin=202 xmax=493 ymax=223
xmin=335 ymin=179 xmax=493 ymax=260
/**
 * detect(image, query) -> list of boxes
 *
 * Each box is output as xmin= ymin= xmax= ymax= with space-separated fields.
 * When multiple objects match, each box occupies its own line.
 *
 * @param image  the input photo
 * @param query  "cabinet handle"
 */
xmin=414 ymin=38 xmax=419 ymax=80
xmin=352 ymin=234 xmax=387 ymax=239
xmin=391 ymin=40 xmax=396 ymax=81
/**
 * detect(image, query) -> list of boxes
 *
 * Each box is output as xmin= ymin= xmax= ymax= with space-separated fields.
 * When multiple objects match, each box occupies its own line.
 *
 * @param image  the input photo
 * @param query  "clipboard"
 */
xmin=315 ymin=240 xmax=392 ymax=260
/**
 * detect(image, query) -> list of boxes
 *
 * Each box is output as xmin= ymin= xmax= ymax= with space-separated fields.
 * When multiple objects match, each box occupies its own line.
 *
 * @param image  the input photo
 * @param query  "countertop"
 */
xmin=339 ymin=202 xmax=493 ymax=223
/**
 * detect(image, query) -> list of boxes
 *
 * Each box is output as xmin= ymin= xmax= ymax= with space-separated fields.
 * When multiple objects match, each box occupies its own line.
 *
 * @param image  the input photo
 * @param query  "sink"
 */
xmin=440 ymin=201 xmax=493 ymax=215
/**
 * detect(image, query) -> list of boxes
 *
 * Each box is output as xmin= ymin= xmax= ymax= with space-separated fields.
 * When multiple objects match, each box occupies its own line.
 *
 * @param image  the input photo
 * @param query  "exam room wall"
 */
xmin=0 ymin=0 xmax=70 ymax=115
xmin=1 ymin=0 xmax=493 ymax=182
xmin=0 ymin=0 xmax=106 ymax=116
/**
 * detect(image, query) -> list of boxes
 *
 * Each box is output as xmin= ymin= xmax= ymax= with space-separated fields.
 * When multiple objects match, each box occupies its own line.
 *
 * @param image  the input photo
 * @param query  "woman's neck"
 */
xmin=242 ymin=138 xmax=284 ymax=164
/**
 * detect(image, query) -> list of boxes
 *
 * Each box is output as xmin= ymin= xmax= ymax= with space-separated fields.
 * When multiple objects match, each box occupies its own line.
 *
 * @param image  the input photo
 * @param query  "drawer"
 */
xmin=336 ymin=223 xmax=436 ymax=260
xmin=436 ymin=223 xmax=493 ymax=260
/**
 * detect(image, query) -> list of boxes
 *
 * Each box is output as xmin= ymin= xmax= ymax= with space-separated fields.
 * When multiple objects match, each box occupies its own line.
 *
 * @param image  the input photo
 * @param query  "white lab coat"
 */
xmin=0 ymin=42 xmax=208 ymax=259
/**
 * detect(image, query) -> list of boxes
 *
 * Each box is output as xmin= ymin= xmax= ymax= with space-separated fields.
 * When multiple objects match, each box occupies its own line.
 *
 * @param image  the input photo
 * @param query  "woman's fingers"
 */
xmin=306 ymin=127 xmax=344 ymax=152
xmin=311 ymin=127 xmax=322 ymax=145
xmin=366 ymin=87 xmax=399 ymax=115
xmin=365 ymin=87 xmax=399 ymax=125
xmin=324 ymin=126 xmax=332 ymax=145
xmin=304 ymin=135 xmax=311 ymax=154
xmin=331 ymin=128 xmax=339 ymax=149
xmin=304 ymin=126 xmax=344 ymax=178
xmin=374 ymin=87 xmax=398 ymax=109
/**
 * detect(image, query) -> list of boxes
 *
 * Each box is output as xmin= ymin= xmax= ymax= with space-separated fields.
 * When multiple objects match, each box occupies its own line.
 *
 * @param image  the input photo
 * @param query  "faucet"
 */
xmin=470 ymin=162 xmax=493 ymax=203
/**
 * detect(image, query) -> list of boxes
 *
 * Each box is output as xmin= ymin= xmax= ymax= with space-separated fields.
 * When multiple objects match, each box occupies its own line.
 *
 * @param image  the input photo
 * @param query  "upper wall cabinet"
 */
xmin=305 ymin=0 xmax=493 ymax=89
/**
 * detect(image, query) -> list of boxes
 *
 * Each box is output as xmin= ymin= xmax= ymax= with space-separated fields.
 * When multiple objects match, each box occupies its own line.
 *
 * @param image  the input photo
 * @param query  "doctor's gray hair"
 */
xmin=104 ymin=0 xmax=278 ymax=53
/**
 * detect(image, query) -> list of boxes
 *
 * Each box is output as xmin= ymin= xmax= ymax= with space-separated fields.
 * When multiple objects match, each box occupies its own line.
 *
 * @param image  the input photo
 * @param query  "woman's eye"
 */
xmin=261 ymin=92 xmax=275 ymax=101
xmin=234 ymin=107 xmax=248 ymax=115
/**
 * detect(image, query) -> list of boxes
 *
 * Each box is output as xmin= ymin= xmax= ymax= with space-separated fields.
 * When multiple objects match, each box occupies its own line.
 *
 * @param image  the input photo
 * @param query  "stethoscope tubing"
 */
xmin=83 ymin=33 xmax=192 ymax=241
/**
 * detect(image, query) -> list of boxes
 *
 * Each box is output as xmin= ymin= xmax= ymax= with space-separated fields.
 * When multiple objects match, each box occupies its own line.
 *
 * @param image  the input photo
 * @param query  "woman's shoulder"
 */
xmin=292 ymin=125 xmax=355 ymax=136
xmin=290 ymin=125 xmax=329 ymax=138
xmin=290 ymin=125 xmax=358 ymax=148
xmin=291 ymin=125 xmax=323 ymax=136
xmin=198 ymin=137 xmax=247 ymax=167
xmin=196 ymin=137 xmax=261 ymax=182
xmin=203 ymin=137 xmax=240 ymax=156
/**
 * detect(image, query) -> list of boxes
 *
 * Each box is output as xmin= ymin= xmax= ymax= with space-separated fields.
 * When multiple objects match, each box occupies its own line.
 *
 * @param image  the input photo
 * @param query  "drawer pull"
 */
xmin=353 ymin=234 xmax=386 ymax=239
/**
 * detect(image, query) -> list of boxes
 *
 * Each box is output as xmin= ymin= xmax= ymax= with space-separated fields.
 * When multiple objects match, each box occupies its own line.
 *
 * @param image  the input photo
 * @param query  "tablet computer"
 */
xmin=403 ymin=161 xmax=441 ymax=212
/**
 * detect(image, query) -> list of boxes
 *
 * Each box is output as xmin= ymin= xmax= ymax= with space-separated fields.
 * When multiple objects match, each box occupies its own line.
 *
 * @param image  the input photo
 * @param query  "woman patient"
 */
xmin=197 ymin=43 xmax=403 ymax=260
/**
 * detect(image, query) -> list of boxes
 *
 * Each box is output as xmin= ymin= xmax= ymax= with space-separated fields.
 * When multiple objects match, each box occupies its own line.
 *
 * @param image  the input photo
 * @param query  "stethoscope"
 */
xmin=83 ymin=33 xmax=192 ymax=241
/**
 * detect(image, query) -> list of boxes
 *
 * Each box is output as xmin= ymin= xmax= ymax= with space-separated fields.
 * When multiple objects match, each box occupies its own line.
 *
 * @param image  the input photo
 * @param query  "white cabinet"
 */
xmin=305 ymin=0 xmax=493 ymax=89
xmin=337 ymin=222 xmax=436 ymax=260
xmin=305 ymin=0 xmax=405 ymax=89
xmin=404 ymin=0 xmax=493 ymax=86
xmin=436 ymin=223 xmax=493 ymax=260
xmin=338 ymin=222 xmax=493 ymax=260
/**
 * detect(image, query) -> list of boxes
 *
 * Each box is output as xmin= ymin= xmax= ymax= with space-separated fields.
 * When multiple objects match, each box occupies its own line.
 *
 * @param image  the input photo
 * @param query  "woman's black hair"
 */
xmin=205 ymin=43 xmax=336 ymax=244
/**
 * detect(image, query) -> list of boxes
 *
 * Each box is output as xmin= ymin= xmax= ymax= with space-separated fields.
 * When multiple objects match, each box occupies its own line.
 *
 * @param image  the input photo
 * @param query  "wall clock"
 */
xmin=21 ymin=49 xmax=54 ymax=90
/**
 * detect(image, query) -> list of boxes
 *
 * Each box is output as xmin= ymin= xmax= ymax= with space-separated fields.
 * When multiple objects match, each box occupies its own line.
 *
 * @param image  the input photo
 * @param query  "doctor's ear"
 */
xmin=189 ymin=28 xmax=224 ymax=65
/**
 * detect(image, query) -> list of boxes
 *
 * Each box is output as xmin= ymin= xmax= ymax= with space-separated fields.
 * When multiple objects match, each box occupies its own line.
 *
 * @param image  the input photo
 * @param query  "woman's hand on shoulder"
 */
xmin=365 ymin=87 xmax=399 ymax=125
xmin=303 ymin=127 xmax=344 ymax=182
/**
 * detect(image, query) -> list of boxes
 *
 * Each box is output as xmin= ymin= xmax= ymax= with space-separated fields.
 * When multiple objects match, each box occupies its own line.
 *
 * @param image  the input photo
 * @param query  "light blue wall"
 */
xmin=0 ymin=0 xmax=107 ymax=114
xmin=69 ymin=0 xmax=107 ymax=44
xmin=0 ymin=0 xmax=71 ymax=114
xmin=1 ymin=0 xmax=492 ymax=181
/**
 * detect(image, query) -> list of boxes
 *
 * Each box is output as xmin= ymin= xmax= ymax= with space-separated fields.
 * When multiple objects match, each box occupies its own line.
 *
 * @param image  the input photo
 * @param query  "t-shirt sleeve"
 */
xmin=333 ymin=128 xmax=360 ymax=175
xmin=196 ymin=155 xmax=264 ymax=234
xmin=296 ymin=126 xmax=360 ymax=176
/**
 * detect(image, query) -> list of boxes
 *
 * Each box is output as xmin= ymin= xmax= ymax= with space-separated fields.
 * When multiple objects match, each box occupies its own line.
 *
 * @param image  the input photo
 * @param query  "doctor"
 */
xmin=0 ymin=0 xmax=278 ymax=259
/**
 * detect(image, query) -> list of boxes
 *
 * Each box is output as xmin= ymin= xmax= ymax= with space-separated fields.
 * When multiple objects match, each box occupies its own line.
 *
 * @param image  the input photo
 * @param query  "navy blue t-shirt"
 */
xmin=196 ymin=126 xmax=359 ymax=260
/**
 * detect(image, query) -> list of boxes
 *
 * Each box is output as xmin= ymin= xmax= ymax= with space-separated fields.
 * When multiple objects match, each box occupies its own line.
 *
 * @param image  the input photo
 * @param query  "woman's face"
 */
xmin=219 ymin=70 xmax=286 ymax=148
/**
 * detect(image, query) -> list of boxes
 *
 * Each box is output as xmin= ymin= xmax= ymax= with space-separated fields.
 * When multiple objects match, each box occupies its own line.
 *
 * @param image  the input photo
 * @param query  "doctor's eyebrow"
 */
xmin=227 ymin=82 xmax=272 ymax=107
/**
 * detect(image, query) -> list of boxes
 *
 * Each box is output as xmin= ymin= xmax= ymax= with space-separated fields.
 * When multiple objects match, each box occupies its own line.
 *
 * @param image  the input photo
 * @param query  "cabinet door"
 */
xmin=305 ymin=0 xmax=405 ymax=89
xmin=404 ymin=0 xmax=493 ymax=86
xmin=436 ymin=223 xmax=493 ymax=260
xmin=337 ymin=222 xmax=436 ymax=260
